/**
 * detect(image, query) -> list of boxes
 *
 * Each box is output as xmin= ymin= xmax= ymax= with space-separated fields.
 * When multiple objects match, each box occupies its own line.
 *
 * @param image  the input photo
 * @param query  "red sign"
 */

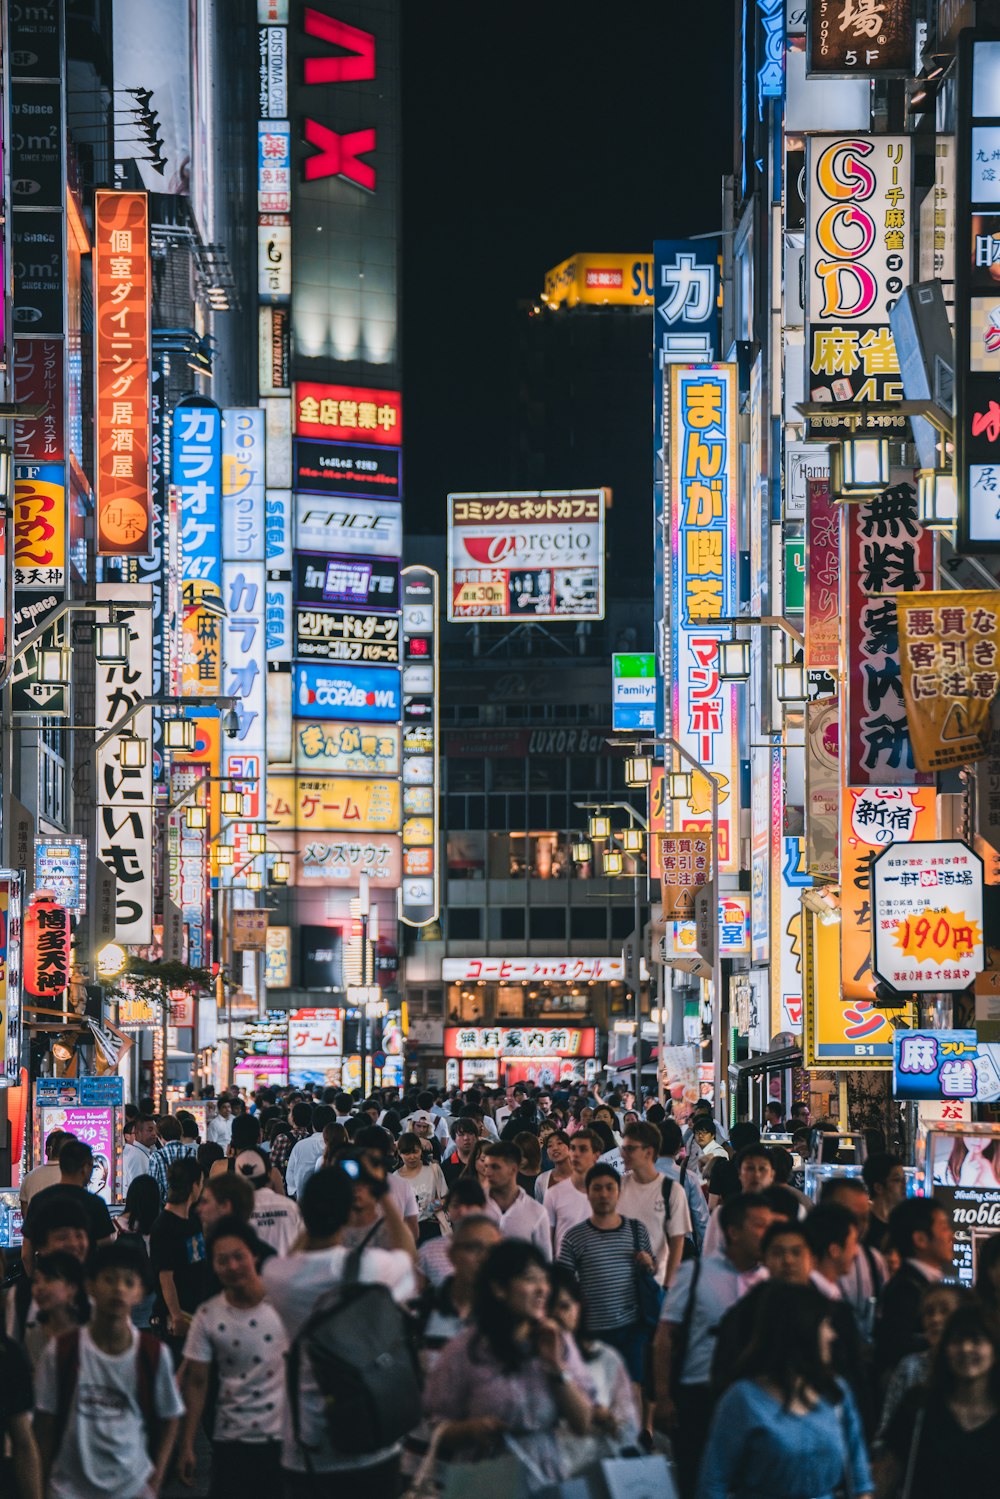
xmin=294 ymin=382 xmax=402 ymax=446
xmin=14 ymin=339 xmax=64 ymax=463
xmin=846 ymin=480 xmax=934 ymax=785
xmin=805 ymin=477 xmax=839 ymax=670
xmin=301 ymin=9 xmax=377 ymax=188
xmin=444 ymin=1026 xmax=597 ymax=1059
xmin=23 ymin=895 xmax=70 ymax=999
xmin=94 ymin=191 xmax=152 ymax=555
xmin=584 ymin=267 xmax=624 ymax=289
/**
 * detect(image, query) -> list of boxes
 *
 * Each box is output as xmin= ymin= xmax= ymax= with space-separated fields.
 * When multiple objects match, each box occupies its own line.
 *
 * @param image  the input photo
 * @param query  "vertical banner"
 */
xmin=805 ymin=476 xmax=839 ymax=668
xmin=399 ymin=567 xmax=438 ymax=926
xmin=667 ymin=364 xmax=739 ymax=872
xmin=94 ymin=192 xmax=152 ymax=556
xmin=0 ymin=873 xmax=24 ymax=1086
xmin=806 ymin=698 xmax=840 ymax=877
xmin=96 ymin=585 xmax=154 ymax=946
xmin=173 ymin=399 xmax=223 ymax=696
xmin=805 ymin=135 xmax=910 ymax=439
xmin=845 ymin=480 xmax=934 ymax=785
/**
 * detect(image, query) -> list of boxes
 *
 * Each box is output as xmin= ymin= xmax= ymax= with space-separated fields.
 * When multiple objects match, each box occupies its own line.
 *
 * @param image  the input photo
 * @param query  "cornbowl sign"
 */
xmin=871 ymin=840 xmax=985 ymax=993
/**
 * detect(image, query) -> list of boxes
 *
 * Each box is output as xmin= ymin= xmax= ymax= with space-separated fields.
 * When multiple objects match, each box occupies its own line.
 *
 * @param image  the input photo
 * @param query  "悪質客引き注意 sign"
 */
xmin=896 ymin=590 xmax=1000 ymax=772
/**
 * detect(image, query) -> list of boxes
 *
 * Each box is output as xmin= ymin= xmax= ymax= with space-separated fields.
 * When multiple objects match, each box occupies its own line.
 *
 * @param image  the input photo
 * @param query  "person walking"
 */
xmin=482 ymin=1141 xmax=552 ymax=1256
xmin=423 ymin=1240 xmax=593 ymax=1483
xmin=534 ymin=1128 xmax=572 ymax=1201
xmin=545 ymin=1129 xmax=602 ymax=1255
xmin=656 ymin=1119 xmax=710 ymax=1253
xmin=20 ymin=1139 xmax=115 ymax=1275
xmin=19 ymin=1131 xmax=69 ymax=1213
xmin=122 ymin=1117 xmax=157 ymax=1193
xmin=177 ymin=1218 xmax=288 ymax=1495
xmin=206 ymin=1096 xmax=234 ymax=1148
xmin=701 ymin=1144 xmax=777 ymax=1256
xmin=874 ymin=1198 xmax=955 ymax=1384
xmin=558 ymin=1164 xmax=655 ymax=1399
xmin=699 ymin=1281 xmax=873 ymax=1499
xmin=396 ymin=1131 xmax=448 ymax=1244
xmin=654 ymin=1193 xmax=773 ymax=1497
xmin=149 ymin=1156 xmax=208 ymax=1353
xmin=439 ymin=1117 xmax=481 ymax=1186
xmin=416 ymin=1179 xmax=488 ymax=1287
xmin=236 ymin=1149 xmax=303 ymax=1255
xmin=618 ymin=1121 xmax=692 ymax=1288
xmin=878 ymin=1302 xmax=1000 ymax=1498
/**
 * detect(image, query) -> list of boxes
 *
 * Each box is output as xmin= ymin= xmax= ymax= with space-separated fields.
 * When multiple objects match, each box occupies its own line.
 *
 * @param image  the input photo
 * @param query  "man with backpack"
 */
xmin=262 ymin=1162 xmax=417 ymax=1497
xmin=618 ymin=1121 xmax=692 ymax=1287
xmin=33 ymin=1241 xmax=184 ymax=1498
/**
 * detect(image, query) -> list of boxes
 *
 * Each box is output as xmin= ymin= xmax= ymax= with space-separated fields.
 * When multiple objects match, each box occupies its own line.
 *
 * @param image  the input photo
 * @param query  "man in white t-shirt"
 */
xmin=178 ymin=1217 xmax=289 ymax=1491
xmin=234 ymin=1150 xmax=303 ymax=1255
xmin=34 ymin=1240 xmax=184 ymax=1499
xmin=617 ymin=1122 xmax=692 ymax=1286
xmin=481 ymin=1142 xmax=551 ymax=1258
xmin=206 ymin=1097 xmax=234 ymax=1148
xmin=545 ymin=1129 xmax=601 ymax=1255
xmin=263 ymin=1163 xmax=416 ymax=1496
xmin=285 ymin=1106 xmax=333 ymax=1198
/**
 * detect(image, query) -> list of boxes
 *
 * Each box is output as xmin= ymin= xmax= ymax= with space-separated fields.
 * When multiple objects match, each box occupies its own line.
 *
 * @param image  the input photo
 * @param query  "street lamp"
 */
xmin=625 ymin=755 xmax=652 ymax=787
xmin=95 ymin=623 xmax=130 ymax=665
xmin=588 ymin=814 xmax=611 ymax=839
xmin=835 ymin=437 xmax=890 ymax=495
xmin=917 ymin=469 xmax=958 ymax=528
xmin=718 ymin=638 xmax=751 ymax=682
xmin=185 ymin=805 xmax=208 ymax=830
xmin=39 ymin=647 xmax=71 ymax=685
xmin=216 ymin=844 xmax=234 ymax=866
xmin=603 ymin=848 xmax=624 ymax=876
xmin=621 ymin=828 xmax=645 ymax=856
xmin=775 ymin=660 xmax=807 ymax=704
xmin=571 ymin=840 xmax=591 ymax=864
xmin=163 ymin=718 xmax=196 ymax=752
xmin=272 ymin=860 xmax=290 ymax=884
xmin=118 ymin=733 xmax=147 ymax=768
xmin=668 ymin=769 xmax=693 ymax=800
xmin=221 ymin=790 xmax=244 ymax=816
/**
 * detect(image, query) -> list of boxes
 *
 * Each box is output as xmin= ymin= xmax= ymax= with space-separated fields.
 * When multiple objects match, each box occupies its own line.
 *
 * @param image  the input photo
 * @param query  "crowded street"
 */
xmin=2 ymin=0 xmax=1000 ymax=1496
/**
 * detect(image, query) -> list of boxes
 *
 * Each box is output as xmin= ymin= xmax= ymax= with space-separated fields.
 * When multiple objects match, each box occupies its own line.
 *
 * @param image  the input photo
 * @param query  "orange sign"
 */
xmin=23 ymin=895 xmax=70 ymax=999
xmin=840 ymin=786 xmax=937 ymax=1004
xmin=14 ymin=467 xmax=65 ymax=586
xmin=95 ymin=191 xmax=151 ymax=555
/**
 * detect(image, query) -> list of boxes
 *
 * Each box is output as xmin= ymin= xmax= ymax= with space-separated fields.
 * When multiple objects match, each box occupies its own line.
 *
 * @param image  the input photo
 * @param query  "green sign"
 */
xmin=612 ymin=652 xmax=656 ymax=678
xmin=784 ymin=540 xmax=805 ymax=613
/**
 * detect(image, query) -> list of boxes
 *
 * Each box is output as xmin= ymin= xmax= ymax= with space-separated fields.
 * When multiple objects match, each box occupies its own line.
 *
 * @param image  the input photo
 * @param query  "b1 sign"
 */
xmin=612 ymin=653 xmax=658 ymax=731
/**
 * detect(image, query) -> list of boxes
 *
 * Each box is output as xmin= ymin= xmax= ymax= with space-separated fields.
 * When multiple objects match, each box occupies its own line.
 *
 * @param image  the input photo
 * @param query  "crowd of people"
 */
xmin=2 ymin=1079 xmax=999 ymax=1499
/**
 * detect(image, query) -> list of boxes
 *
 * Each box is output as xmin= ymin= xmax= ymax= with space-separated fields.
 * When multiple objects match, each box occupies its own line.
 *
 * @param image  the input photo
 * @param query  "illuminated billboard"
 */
xmin=543 ymin=253 xmax=653 ymax=310
xmin=446 ymin=490 xmax=606 ymax=623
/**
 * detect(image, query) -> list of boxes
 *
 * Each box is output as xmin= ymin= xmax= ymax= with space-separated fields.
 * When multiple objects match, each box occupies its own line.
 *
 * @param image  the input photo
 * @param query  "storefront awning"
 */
xmin=728 ymin=1044 xmax=802 ymax=1081
xmin=610 ymin=1048 xmax=658 ymax=1072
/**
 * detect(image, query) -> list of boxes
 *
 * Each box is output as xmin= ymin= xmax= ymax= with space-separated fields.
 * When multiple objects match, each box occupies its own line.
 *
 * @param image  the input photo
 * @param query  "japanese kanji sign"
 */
xmin=444 ymin=1026 xmax=597 ymax=1059
xmin=94 ymin=191 xmax=151 ymax=556
xmin=294 ymin=383 xmax=401 ymax=446
xmin=232 ymin=910 xmax=268 ymax=952
xmin=295 ymin=607 xmax=399 ymax=664
xmin=806 ymin=136 xmax=910 ymax=436
xmin=893 ymin=1030 xmax=982 ymax=1100
xmin=872 ymin=840 xmax=985 ymax=993
xmin=805 ymin=477 xmax=839 ymax=669
xmin=896 ymin=589 xmax=1000 ymax=772
xmin=446 ymin=491 xmax=606 ymax=622
xmin=175 ymin=399 xmax=223 ymax=699
xmin=845 ymin=481 xmax=934 ymax=785
xmin=14 ymin=464 xmax=65 ymax=588
xmin=804 ymin=896 xmax=897 ymax=1068
xmin=807 ymin=0 xmax=913 ymax=76
xmin=840 ymin=786 xmax=936 ymax=1009
xmin=294 ymin=720 xmax=400 ymax=775
xmin=666 ymin=364 xmax=738 ymax=873
xmin=657 ymin=833 xmax=712 ymax=919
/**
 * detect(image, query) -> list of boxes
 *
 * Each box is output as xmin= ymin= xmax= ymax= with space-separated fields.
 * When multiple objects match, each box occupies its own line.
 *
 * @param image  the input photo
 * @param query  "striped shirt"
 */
xmin=559 ymin=1215 xmax=652 ymax=1332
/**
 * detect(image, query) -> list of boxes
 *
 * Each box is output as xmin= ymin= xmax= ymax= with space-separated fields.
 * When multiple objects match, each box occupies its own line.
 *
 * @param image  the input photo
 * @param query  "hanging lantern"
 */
xmin=24 ymin=892 xmax=71 ymax=999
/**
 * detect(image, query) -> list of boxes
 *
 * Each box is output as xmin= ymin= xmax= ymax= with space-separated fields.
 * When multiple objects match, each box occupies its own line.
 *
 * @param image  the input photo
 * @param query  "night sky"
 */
xmin=401 ymin=1 xmax=737 ymax=533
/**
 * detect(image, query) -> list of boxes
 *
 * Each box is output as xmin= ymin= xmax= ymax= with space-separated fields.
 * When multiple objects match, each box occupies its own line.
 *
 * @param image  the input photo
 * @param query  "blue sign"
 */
xmin=295 ymin=663 xmax=401 ymax=722
xmin=893 ymin=1030 xmax=980 ymax=1100
xmin=612 ymin=653 xmax=659 ymax=732
xmin=80 ymin=1075 xmax=124 ymax=1107
xmin=173 ymin=399 xmax=222 ymax=590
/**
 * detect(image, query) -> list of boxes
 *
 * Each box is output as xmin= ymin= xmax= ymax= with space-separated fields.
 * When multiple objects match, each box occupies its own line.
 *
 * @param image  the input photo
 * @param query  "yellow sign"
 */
xmin=265 ymin=926 xmax=291 ymax=987
xmin=896 ymin=589 xmax=1000 ymax=772
xmin=803 ymin=903 xmax=903 ymax=1069
xmin=542 ymin=253 xmax=653 ymax=310
xmin=267 ymin=776 xmax=401 ymax=833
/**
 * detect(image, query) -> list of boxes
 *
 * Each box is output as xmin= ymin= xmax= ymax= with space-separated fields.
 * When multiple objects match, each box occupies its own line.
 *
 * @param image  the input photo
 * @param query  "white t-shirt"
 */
xmin=617 ymin=1172 xmax=693 ymax=1282
xmin=183 ymin=1292 xmax=288 ymax=1441
xmin=121 ymin=1143 xmax=151 ymax=1194
xmin=250 ymin=1187 xmax=303 ymax=1255
xmin=263 ymin=1245 xmax=416 ymax=1471
xmin=544 ymin=1176 xmax=591 ymax=1256
xmin=36 ymin=1326 xmax=184 ymax=1499
xmin=285 ymin=1133 xmax=325 ymax=1197
xmin=207 ymin=1114 xmax=233 ymax=1147
xmin=397 ymin=1163 xmax=446 ymax=1221
xmin=387 ymin=1170 xmax=418 ymax=1222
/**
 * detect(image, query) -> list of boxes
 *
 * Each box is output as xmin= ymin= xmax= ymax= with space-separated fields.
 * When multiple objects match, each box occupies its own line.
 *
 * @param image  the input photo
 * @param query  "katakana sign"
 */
xmin=896 ymin=589 xmax=1000 ymax=772
xmin=267 ymin=776 xmax=401 ymax=834
xmin=446 ymin=491 xmax=606 ymax=622
xmin=806 ymin=135 xmax=910 ymax=436
xmin=872 ymin=839 xmax=985 ymax=993
xmin=441 ymin=958 xmax=626 ymax=983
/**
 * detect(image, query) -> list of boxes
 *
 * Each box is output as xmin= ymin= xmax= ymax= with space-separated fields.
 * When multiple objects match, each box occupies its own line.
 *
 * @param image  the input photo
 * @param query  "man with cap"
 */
xmin=236 ymin=1149 xmax=303 ymax=1256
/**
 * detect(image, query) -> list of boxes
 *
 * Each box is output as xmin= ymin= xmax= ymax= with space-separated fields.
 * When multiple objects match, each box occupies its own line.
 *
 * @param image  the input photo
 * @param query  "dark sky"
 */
xmin=400 ymin=1 xmax=736 ymax=532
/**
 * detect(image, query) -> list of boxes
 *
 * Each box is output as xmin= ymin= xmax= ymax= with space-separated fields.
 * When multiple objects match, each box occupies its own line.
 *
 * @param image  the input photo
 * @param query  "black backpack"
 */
xmin=287 ymin=1236 xmax=422 ymax=1460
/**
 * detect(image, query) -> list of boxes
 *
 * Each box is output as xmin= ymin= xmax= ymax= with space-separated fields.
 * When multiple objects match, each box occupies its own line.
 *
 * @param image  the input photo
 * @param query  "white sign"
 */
xmin=441 ymin=957 xmax=625 ymax=983
xmin=784 ymin=443 xmax=830 ymax=521
xmin=96 ymin=585 xmax=154 ymax=945
xmin=871 ymin=840 xmax=985 ymax=993
xmin=295 ymin=495 xmax=403 ymax=558
xmin=288 ymin=1008 xmax=345 ymax=1055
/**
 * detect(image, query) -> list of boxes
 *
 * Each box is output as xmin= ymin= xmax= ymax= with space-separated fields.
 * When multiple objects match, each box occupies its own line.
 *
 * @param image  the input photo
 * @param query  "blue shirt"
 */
xmin=699 ymin=1378 xmax=872 ymax=1499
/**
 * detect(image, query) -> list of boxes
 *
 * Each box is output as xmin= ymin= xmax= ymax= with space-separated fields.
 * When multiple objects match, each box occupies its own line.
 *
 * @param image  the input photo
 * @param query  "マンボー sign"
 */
xmin=872 ymin=839 xmax=985 ymax=993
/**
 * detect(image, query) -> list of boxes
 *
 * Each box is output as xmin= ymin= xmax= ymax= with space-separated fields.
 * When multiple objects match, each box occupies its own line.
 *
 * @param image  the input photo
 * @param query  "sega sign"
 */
xmin=294 ymin=663 xmax=401 ymax=722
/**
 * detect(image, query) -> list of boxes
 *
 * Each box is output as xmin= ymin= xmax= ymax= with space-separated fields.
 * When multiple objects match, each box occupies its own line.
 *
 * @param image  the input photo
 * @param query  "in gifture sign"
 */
xmin=295 ymin=552 xmax=399 ymax=612
xmin=872 ymin=840 xmax=985 ymax=993
xmin=447 ymin=491 xmax=606 ymax=622
xmin=896 ymin=590 xmax=1000 ymax=773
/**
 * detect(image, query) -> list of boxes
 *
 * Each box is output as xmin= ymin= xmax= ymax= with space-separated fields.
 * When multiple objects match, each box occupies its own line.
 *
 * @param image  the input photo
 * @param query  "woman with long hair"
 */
xmin=320 ymin=1120 xmax=349 ymax=1168
xmin=943 ymin=1135 xmax=1000 ymax=1188
xmin=699 ymin=1282 xmax=872 ymax=1499
xmin=875 ymin=1283 xmax=968 ymax=1442
xmin=878 ymin=1303 xmax=1000 ymax=1499
xmin=547 ymin=1264 xmax=639 ymax=1462
xmin=514 ymin=1131 xmax=543 ymax=1196
xmin=423 ymin=1241 xmax=592 ymax=1481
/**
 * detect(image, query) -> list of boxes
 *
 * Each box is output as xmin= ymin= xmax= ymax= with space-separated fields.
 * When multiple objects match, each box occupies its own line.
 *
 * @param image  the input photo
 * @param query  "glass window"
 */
xmin=447 ymin=832 xmax=486 ymax=879
xmin=611 ymin=906 xmax=636 ymax=939
xmin=571 ymin=906 xmax=604 ymax=940
xmin=487 ymin=795 xmax=507 ymax=829
xmin=529 ymin=908 xmax=566 ymax=940
xmin=497 ymin=984 xmax=526 ymax=1017
xmin=492 ymin=758 xmax=525 ymax=791
xmin=445 ymin=796 xmax=467 ymax=831
xmin=500 ymin=908 xmax=525 ymax=940
xmin=448 ymin=908 xmax=482 ymax=940
xmin=529 ymin=757 xmax=566 ymax=790
xmin=449 ymin=758 xmax=485 ymax=791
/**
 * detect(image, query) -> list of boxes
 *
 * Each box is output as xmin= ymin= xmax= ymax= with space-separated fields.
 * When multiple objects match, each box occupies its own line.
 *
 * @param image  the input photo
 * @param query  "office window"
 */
xmin=448 ymin=908 xmax=482 ymax=940
xmin=529 ymin=908 xmax=566 ymax=940
xmin=571 ymin=906 xmax=605 ymax=940
xmin=500 ymin=908 xmax=525 ymax=939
